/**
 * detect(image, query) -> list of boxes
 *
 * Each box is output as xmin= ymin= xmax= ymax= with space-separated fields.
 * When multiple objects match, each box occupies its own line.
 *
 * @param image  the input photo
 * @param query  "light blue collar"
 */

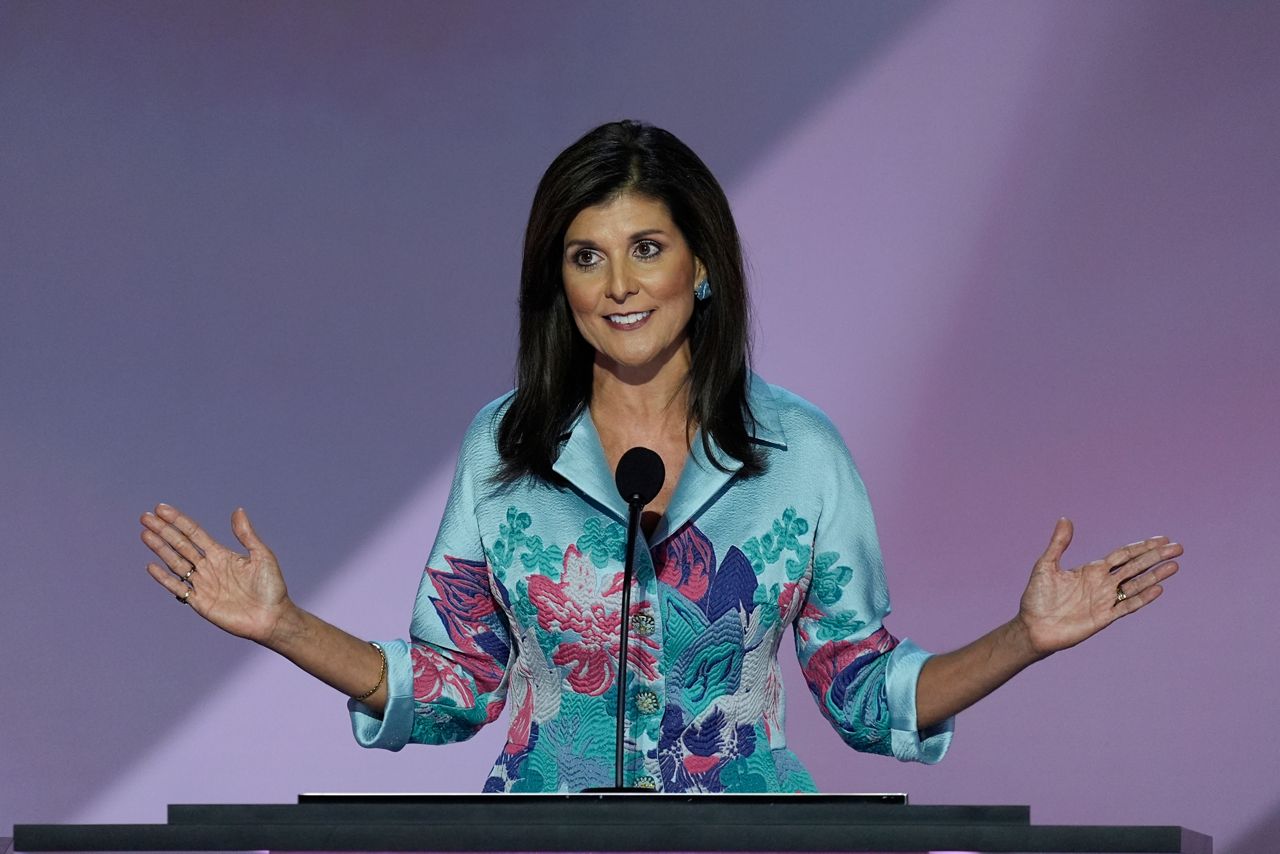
xmin=551 ymin=373 xmax=787 ymax=545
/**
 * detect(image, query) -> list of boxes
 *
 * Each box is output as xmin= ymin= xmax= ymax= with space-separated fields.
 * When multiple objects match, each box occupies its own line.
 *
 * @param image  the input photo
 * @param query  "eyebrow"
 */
xmin=564 ymin=229 xmax=669 ymax=251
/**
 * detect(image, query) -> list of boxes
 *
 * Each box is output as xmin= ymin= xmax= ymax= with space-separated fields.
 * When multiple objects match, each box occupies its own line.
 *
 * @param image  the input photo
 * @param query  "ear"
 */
xmin=694 ymin=257 xmax=708 ymax=284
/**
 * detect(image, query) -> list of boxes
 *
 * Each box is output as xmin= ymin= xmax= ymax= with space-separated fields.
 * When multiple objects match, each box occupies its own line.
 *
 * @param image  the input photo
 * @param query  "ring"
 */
xmin=1115 ymin=587 xmax=1128 ymax=604
xmin=176 ymin=588 xmax=192 ymax=605
xmin=182 ymin=565 xmax=197 ymax=582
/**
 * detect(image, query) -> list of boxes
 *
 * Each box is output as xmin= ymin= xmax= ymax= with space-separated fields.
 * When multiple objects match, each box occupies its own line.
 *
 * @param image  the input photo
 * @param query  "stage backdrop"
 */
xmin=2 ymin=1 xmax=1278 ymax=850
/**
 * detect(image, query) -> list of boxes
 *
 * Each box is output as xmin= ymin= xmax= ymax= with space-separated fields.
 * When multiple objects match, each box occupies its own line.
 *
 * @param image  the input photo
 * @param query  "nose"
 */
xmin=605 ymin=266 xmax=639 ymax=303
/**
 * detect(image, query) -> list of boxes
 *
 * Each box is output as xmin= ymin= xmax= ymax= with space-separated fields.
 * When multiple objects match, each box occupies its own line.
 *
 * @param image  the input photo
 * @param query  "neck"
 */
xmin=590 ymin=346 xmax=693 ymax=435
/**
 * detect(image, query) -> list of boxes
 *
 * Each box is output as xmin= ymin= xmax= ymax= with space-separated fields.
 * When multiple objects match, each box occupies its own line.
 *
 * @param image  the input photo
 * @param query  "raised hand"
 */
xmin=141 ymin=503 xmax=293 ymax=645
xmin=1016 ymin=518 xmax=1182 ymax=657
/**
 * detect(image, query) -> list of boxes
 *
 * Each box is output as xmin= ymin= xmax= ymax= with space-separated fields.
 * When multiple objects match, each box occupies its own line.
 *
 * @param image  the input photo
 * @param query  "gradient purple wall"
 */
xmin=2 ymin=2 xmax=1277 ymax=851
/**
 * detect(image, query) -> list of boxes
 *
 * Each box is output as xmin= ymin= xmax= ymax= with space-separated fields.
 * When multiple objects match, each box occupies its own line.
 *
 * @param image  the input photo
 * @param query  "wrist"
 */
xmin=260 ymin=599 xmax=307 ymax=653
xmin=1008 ymin=613 xmax=1052 ymax=665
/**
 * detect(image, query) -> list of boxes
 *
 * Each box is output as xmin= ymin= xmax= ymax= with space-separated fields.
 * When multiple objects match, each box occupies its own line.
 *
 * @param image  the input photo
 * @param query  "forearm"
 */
xmin=915 ymin=616 xmax=1045 ymax=730
xmin=264 ymin=603 xmax=389 ymax=715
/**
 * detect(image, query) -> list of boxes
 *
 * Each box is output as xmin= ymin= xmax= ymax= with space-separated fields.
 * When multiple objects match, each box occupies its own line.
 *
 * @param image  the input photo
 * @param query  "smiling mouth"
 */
xmin=605 ymin=310 xmax=653 ymax=329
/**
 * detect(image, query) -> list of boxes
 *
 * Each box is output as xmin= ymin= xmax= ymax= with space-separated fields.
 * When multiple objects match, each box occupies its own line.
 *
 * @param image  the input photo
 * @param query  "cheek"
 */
xmin=648 ymin=272 xmax=695 ymax=317
xmin=562 ymin=281 xmax=598 ymax=337
xmin=563 ymin=281 xmax=593 ymax=315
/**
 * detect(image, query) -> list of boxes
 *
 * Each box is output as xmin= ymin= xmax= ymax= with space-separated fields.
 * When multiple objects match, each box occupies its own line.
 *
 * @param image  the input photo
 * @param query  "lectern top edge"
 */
xmin=297 ymin=791 xmax=910 ymax=803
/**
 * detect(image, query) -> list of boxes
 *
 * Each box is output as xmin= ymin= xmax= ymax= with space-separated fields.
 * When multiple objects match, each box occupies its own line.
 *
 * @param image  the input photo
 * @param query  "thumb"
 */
xmin=232 ymin=507 xmax=267 ymax=554
xmin=1040 ymin=517 xmax=1073 ymax=565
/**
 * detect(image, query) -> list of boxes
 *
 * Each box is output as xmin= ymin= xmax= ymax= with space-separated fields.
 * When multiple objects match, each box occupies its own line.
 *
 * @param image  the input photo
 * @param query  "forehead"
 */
xmin=563 ymin=193 xmax=676 ymax=244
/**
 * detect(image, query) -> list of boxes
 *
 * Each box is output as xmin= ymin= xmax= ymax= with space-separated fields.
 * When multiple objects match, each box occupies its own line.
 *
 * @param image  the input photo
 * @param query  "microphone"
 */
xmin=615 ymin=446 xmax=665 ymax=506
xmin=585 ymin=447 xmax=664 ymax=793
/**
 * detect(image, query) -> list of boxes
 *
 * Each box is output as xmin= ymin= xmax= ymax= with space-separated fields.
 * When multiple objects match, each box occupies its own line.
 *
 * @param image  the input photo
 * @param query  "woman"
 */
xmin=141 ymin=120 xmax=1181 ymax=793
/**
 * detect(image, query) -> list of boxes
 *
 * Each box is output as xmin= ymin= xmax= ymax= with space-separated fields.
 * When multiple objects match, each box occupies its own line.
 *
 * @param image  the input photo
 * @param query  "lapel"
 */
xmin=551 ymin=373 xmax=789 ymax=546
xmin=552 ymin=406 xmax=630 ymax=523
xmin=651 ymin=373 xmax=788 ymax=544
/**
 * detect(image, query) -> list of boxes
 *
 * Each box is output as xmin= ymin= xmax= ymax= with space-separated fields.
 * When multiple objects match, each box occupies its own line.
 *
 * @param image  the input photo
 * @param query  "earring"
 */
xmin=694 ymin=278 xmax=712 ymax=301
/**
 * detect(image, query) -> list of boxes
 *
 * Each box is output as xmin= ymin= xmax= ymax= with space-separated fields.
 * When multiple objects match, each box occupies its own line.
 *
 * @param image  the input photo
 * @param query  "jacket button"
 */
xmin=634 ymin=690 xmax=660 ymax=715
xmin=634 ymin=775 xmax=657 ymax=790
xmin=629 ymin=613 xmax=656 ymax=637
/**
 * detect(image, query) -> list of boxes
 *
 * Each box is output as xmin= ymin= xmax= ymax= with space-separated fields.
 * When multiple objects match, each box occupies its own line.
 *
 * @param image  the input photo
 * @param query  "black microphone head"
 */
xmin=615 ymin=446 xmax=665 ymax=507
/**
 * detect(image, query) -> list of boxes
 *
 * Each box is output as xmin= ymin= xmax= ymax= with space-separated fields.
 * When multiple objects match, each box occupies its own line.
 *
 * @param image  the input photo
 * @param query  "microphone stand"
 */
xmin=583 ymin=498 xmax=644 ymax=793
xmin=583 ymin=447 xmax=662 ymax=794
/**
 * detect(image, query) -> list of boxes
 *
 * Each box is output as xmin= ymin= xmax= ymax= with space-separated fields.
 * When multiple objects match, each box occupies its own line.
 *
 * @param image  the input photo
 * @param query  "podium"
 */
xmin=13 ymin=794 xmax=1213 ymax=852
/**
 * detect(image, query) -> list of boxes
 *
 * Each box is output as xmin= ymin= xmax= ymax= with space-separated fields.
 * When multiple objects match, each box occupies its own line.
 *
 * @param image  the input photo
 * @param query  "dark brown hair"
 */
xmin=496 ymin=120 xmax=762 ymax=484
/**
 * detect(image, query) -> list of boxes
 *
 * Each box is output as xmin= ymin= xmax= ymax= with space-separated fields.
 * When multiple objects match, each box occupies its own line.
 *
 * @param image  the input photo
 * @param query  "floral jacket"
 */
xmin=350 ymin=376 xmax=953 ymax=792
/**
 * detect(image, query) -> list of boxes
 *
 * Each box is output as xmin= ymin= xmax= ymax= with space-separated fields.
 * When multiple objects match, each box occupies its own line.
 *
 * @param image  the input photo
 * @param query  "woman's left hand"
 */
xmin=1016 ymin=518 xmax=1181 ymax=657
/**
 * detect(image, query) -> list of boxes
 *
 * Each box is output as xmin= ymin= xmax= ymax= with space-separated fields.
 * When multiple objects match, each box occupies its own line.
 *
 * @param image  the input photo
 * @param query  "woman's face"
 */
xmin=561 ymin=192 xmax=706 ymax=382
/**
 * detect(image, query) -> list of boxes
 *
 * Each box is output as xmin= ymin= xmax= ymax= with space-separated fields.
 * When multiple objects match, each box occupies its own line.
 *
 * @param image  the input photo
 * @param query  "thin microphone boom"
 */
xmin=584 ymin=446 xmax=664 ymax=793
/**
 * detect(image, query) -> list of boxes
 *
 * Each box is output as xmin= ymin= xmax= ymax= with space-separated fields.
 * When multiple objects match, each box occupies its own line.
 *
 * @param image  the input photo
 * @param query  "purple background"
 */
xmin=2 ymin=1 xmax=1278 ymax=850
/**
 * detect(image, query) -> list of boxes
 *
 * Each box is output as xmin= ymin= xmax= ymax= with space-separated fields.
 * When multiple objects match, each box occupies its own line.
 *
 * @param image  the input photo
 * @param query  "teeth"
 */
xmin=608 ymin=310 xmax=652 ymax=325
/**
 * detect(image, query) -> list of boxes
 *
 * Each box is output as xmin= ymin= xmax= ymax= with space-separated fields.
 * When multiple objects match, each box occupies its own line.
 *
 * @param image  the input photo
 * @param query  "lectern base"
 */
xmin=13 ymin=794 xmax=1213 ymax=853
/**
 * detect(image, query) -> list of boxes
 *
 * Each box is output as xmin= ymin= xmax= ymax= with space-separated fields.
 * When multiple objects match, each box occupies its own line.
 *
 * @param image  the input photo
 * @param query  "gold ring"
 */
xmin=182 ymin=566 xmax=197 ymax=582
xmin=1115 ymin=587 xmax=1128 ymax=604
xmin=176 ymin=588 xmax=192 ymax=605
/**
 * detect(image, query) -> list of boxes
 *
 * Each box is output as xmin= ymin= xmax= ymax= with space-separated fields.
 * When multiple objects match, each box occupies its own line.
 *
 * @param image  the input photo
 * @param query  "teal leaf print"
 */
xmin=519 ymin=535 xmax=563 ymax=578
xmin=784 ymin=544 xmax=811 ymax=581
xmin=813 ymin=563 xmax=854 ymax=605
xmin=486 ymin=507 xmax=530 ymax=574
xmin=673 ymin=610 xmax=744 ymax=718
xmin=814 ymin=551 xmax=838 ymax=573
xmin=577 ymin=516 xmax=627 ymax=568
xmin=744 ymin=507 xmax=812 ymax=577
xmin=500 ymin=507 xmax=532 ymax=548
xmin=718 ymin=739 xmax=772 ymax=793
xmin=813 ymin=609 xmax=866 ymax=643
xmin=752 ymin=582 xmax=782 ymax=628
xmin=411 ymin=697 xmax=489 ymax=746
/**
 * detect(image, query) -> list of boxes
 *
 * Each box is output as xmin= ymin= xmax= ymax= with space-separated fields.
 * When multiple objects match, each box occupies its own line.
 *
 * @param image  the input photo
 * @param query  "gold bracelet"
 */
xmin=352 ymin=641 xmax=386 ymax=702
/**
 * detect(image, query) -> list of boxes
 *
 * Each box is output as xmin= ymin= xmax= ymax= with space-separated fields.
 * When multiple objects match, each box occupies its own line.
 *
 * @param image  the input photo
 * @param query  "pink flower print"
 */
xmin=683 ymin=754 xmax=721 ymax=775
xmin=506 ymin=681 xmax=534 ymax=754
xmin=654 ymin=522 xmax=715 ymax=604
xmin=411 ymin=642 xmax=478 ymax=705
xmin=803 ymin=626 xmax=897 ymax=692
xmin=778 ymin=580 xmax=805 ymax=621
xmin=527 ymin=544 xmax=658 ymax=696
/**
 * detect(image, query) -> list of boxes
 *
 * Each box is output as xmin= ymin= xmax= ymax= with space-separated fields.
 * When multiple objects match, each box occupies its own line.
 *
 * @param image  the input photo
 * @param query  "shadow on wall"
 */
xmin=0 ymin=0 xmax=935 ymax=834
xmin=1226 ymin=801 xmax=1280 ymax=854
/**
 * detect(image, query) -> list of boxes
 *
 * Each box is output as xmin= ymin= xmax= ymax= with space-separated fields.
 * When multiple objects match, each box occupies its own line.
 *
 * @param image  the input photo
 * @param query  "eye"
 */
xmin=571 ymin=248 xmax=601 ymax=268
xmin=634 ymin=239 xmax=662 ymax=260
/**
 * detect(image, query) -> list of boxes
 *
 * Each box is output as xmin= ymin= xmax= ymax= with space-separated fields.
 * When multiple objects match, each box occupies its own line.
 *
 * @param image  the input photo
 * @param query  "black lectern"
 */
xmin=13 ymin=793 xmax=1213 ymax=852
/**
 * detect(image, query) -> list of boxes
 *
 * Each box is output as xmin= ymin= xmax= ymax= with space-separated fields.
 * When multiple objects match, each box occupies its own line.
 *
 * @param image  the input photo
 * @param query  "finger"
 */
xmin=1112 ymin=542 xmax=1183 ymax=585
xmin=146 ymin=561 xmax=198 ymax=604
xmin=1102 ymin=536 xmax=1171 ymax=571
xmin=140 ymin=527 xmax=199 ymax=576
xmin=1039 ymin=518 xmax=1073 ymax=565
xmin=1113 ymin=582 xmax=1164 ymax=617
xmin=144 ymin=514 xmax=205 ymax=567
xmin=154 ymin=503 xmax=221 ymax=554
xmin=232 ymin=507 xmax=268 ymax=556
xmin=1117 ymin=560 xmax=1179 ymax=600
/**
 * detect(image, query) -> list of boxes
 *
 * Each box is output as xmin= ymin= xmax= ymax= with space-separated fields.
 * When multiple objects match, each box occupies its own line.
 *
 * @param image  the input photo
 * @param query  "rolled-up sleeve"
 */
xmin=347 ymin=406 xmax=515 ymax=750
xmin=349 ymin=638 xmax=414 ymax=750
xmin=793 ymin=415 xmax=952 ymax=764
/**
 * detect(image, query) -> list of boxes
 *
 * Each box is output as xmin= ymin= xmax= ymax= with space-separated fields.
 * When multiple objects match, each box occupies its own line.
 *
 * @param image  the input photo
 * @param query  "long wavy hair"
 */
xmin=496 ymin=120 xmax=763 ymax=485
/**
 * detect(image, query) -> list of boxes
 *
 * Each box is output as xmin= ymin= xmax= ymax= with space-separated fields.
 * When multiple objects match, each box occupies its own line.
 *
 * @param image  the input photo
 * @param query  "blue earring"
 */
xmin=694 ymin=278 xmax=712 ymax=301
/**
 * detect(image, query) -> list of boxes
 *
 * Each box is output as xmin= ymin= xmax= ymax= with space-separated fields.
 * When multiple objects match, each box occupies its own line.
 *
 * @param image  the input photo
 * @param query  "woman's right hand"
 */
xmin=142 ymin=503 xmax=293 ymax=646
